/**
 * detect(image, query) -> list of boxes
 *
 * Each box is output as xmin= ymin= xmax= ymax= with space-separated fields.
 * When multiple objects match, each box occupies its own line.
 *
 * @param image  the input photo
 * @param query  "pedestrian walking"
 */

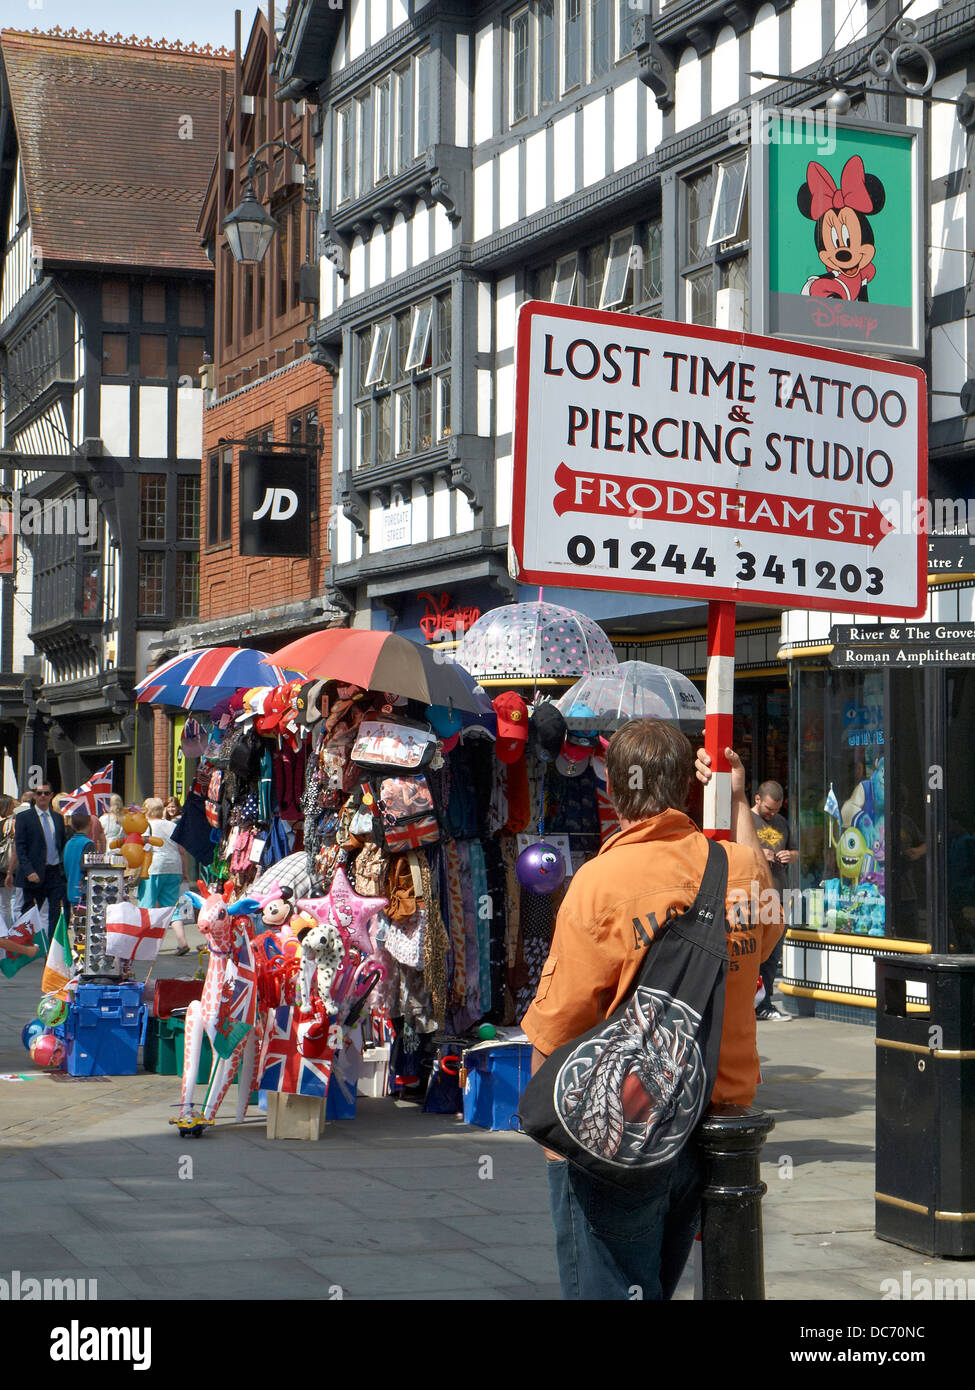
xmin=13 ymin=782 xmax=69 ymax=934
xmin=138 ymin=797 xmax=190 ymax=953
xmin=100 ymin=793 xmax=124 ymax=848
xmin=63 ymin=809 xmax=95 ymax=906
xmin=521 ymin=721 xmax=783 ymax=1301
xmin=751 ymin=780 xmax=799 ymax=1022
xmin=0 ymin=795 xmax=16 ymax=923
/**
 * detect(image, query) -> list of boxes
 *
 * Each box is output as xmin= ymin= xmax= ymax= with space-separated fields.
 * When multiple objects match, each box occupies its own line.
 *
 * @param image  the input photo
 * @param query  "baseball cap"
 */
xmin=555 ymin=736 xmax=591 ymax=777
xmin=426 ymin=704 xmax=463 ymax=753
xmin=528 ymin=702 xmax=566 ymax=762
xmin=256 ymin=685 xmax=289 ymax=736
xmin=563 ymin=701 xmax=601 ymax=744
xmin=492 ymin=691 xmax=529 ymax=763
xmin=294 ymin=679 xmax=327 ymax=727
xmin=590 ymin=735 xmax=610 ymax=785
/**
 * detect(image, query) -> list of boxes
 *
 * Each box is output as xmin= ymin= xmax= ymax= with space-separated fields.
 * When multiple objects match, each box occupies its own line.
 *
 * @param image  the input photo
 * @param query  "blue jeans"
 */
xmin=546 ymin=1143 xmax=705 ymax=1300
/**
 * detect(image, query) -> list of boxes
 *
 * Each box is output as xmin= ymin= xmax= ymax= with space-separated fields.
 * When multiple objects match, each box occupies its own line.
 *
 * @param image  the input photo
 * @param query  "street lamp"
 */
xmin=223 ymin=138 xmax=315 ymax=265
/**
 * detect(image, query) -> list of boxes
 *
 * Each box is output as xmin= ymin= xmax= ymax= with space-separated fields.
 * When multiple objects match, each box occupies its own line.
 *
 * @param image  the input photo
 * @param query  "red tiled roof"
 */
xmin=2 ymin=27 xmax=233 ymax=272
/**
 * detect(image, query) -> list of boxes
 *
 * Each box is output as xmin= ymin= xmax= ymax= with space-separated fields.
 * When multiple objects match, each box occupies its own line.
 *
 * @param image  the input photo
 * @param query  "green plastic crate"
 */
xmin=143 ymin=1016 xmax=258 ymax=1099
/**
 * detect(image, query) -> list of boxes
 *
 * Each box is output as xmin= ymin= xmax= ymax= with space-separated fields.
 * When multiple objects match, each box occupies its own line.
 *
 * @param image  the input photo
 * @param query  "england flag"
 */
xmin=104 ymin=904 xmax=173 ymax=961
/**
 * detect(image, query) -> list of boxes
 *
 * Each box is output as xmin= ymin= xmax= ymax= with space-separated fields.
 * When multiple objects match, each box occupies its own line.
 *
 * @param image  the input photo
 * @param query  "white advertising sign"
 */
xmin=511 ymin=304 xmax=927 ymax=617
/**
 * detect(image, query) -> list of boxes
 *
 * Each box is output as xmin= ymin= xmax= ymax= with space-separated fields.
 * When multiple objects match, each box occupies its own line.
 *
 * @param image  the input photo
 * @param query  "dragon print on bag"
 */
xmin=555 ymin=987 xmax=707 ymax=1168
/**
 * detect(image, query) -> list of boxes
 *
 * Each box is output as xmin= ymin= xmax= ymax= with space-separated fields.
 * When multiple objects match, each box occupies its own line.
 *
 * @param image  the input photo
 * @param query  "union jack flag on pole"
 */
xmin=60 ymin=763 xmax=113 ymax=818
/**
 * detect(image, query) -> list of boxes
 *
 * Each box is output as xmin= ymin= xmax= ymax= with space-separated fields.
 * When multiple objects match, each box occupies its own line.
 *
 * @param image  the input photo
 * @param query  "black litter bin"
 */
xmin=875 ymin=953 xmax=975 ymax=1257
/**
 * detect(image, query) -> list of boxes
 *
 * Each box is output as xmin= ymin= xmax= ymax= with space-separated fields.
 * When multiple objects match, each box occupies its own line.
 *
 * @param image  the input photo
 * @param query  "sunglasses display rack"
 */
xmin=79 ymin=854 xmax=127 ymax=980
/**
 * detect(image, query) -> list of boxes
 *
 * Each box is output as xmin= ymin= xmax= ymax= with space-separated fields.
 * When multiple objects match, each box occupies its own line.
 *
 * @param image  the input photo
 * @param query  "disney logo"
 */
xmin=808 ymin=300 xmax=879 ymax=339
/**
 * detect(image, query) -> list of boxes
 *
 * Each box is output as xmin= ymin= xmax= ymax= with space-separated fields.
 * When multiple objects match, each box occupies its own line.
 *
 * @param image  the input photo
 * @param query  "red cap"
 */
xmin=492 ymin=691 xmax=529 ymax=763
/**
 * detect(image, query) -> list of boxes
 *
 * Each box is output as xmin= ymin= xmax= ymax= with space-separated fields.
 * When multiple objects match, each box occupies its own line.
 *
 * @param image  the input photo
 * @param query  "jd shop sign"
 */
xmin=239 ymin=451 xmax=310 ymax=557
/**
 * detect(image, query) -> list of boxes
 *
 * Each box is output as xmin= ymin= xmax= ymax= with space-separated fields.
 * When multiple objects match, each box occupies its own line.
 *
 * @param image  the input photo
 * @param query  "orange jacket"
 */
xmin=520 ymin=810 xmax=784 ymax=1107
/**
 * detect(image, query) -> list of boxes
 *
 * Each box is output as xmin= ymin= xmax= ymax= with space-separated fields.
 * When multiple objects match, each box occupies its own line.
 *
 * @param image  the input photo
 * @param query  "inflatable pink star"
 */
xmin=298 ymin=867 xmax=387 ymax=958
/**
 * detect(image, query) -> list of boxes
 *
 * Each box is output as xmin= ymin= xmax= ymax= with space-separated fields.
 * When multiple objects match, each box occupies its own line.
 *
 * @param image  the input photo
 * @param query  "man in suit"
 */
xmin=14 ymin=782 xmax=69 ymax=931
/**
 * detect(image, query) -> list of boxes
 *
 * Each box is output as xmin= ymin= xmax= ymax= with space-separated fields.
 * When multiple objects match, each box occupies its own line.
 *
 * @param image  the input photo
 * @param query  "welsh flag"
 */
xmin=41 ymin=909 xmax=73 ymax=994
xmin=60 ymin=763 xmax=113 ymax=818
xmin=0 ymin=905 xmax=45 ymax=979
xmin=104 ymin=904 xmax=173 ymax=962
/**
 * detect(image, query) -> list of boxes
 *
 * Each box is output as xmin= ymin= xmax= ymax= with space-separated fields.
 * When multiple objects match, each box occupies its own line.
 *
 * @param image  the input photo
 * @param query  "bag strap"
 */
xmin=668 ymin=839 xmax=731 ymax=958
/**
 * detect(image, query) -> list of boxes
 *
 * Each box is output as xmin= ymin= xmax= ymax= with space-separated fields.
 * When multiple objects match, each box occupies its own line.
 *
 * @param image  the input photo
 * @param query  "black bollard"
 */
xmin=697 ymin=1103 xmax=774 ymax=1300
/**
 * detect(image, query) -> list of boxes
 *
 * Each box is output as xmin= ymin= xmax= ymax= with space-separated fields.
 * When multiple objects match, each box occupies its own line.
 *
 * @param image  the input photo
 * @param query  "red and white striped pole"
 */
xmin=703 ymin=600 xmax=736 ymax=841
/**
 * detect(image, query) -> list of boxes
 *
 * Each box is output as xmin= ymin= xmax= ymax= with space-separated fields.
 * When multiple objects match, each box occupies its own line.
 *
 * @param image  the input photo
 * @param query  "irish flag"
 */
xmin=105 ymin=904 xmax=173 ymax=962
xmin=41 ymin=909 xmax=73 ymax=994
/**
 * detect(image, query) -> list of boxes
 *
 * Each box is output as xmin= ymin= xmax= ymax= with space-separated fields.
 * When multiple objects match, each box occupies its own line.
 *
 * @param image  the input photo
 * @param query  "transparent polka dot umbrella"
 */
xmin=454 ymin=602 xmax=619 ymax=681
xmin=556 ymin=660 xmax=706 ymax=732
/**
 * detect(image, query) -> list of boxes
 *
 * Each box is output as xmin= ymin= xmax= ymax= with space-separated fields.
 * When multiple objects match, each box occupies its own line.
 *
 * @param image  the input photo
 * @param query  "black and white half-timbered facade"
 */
xmin=277 ymin=0 xmax=974 ymax=646
xmin=0 ymin=29 xmax=228 ymax=796
xmin=278 ymin=0 xmax=975 ymax=1013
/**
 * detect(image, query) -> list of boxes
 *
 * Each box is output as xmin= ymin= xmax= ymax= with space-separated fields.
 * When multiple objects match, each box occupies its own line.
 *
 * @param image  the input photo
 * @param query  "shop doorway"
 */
xmin=734 ymin=679 xmax=791 ymax=807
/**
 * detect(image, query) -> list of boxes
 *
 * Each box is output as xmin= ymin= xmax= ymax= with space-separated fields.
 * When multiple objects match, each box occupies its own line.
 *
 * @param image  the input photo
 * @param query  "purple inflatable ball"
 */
xmin=516 ymin=841 xmax=567 ymax=894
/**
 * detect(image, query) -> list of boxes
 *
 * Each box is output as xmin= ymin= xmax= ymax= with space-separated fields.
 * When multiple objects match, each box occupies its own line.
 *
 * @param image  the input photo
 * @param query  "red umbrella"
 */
xmin=269 ymin=628 xmax=484 ymax=712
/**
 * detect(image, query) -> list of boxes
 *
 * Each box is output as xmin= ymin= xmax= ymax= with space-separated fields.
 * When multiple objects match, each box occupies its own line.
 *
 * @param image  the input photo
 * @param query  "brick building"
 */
xmin=151 ymin=6 xmax=338 ymax=798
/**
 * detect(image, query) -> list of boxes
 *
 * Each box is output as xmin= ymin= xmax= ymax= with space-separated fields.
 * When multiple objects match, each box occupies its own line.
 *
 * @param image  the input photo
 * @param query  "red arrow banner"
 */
xmin=551 ymin=462 xmax=893 ymax=549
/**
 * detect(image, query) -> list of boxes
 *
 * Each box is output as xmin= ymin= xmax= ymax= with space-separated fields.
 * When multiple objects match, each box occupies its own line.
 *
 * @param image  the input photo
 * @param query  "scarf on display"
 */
xmin=469 ymin=841 xmax=492 ymax=1016
xmin=457 ymin=842 xmax=481 ymax=1018
xmin=419 ymin=853 xmax=448 ymax=1027
xmin=443 ymin=839 xmax=467 ymax=1011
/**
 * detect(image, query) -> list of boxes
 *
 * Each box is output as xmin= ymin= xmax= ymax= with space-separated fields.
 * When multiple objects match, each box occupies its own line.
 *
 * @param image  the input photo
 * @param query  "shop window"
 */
xmin=946 ymin=670 xmax=975 ymax=952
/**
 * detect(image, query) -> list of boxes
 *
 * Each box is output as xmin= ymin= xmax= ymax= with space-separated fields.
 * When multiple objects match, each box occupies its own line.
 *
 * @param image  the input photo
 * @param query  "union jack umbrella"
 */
xmin=59 ymin=763 xmax=113 ymax=818
xmin=134 ymin=647 xmax=301 ymax=711
xmin=259 ymin=1004 xmax=334 ymax=1097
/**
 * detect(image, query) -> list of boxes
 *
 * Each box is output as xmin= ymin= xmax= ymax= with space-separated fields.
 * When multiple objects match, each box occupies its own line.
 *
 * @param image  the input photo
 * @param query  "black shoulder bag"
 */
xmin=518 ymin=839 xmax=729 ymax=1191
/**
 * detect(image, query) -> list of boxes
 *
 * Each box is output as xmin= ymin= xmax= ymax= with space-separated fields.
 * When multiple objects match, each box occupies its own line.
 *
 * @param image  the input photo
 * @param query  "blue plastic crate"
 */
xmin=75 ymin=982 xmax=144 ymax=1012
xmin=462 ymin=1043 xmax=532 ymax=1132
xmin=65 ymin=989 xmax=147 ymax=1077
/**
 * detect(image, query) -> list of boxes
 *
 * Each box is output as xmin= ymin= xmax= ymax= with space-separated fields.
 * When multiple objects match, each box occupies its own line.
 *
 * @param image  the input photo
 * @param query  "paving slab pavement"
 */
xmin=2 ymin=947 xmax=974 ymax=1312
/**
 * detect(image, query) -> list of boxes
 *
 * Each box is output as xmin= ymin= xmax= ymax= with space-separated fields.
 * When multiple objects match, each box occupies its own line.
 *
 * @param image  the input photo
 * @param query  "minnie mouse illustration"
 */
xmin=797 ymin=155 xmax=886 ymax=302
